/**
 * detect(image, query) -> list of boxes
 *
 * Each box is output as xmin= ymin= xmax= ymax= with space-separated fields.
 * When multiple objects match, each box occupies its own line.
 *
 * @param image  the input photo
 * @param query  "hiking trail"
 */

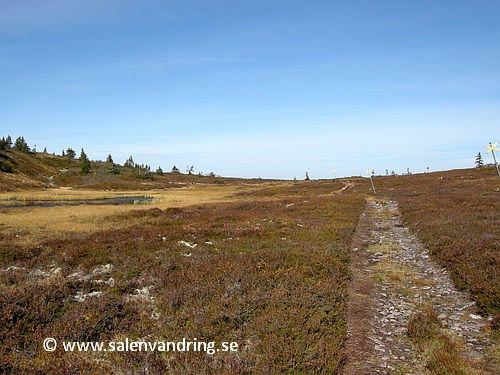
xmin=343 ymin=198 xmax=498 ymax=374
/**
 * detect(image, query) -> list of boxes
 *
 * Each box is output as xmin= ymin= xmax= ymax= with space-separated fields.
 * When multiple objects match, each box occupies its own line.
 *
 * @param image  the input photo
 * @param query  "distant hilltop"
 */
xmin=0 ymin=135 xmax=265 ymax=192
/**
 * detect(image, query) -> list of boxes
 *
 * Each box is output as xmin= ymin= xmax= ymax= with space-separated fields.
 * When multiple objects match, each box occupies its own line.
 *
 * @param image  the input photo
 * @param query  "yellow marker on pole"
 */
xmin=485 ymin=142 xmax=500 ymax=177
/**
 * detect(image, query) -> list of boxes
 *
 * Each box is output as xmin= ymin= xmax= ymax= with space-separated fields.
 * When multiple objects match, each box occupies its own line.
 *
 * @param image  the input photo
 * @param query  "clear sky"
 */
xmin=1 ymin=0 xmax=499 ymax=179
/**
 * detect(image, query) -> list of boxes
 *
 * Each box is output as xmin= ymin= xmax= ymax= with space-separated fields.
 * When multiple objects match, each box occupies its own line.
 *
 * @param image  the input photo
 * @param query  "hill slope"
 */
xmin=0 ymin=150 xmax=71 ymax=191
xmin=0 ymin=149 xmax=261 ymax=192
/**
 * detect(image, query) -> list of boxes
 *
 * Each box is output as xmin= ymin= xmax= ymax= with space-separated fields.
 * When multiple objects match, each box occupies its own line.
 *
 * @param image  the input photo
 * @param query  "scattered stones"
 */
xmin=91 ymin=263 xmax=114 ymax=276
xmin=178 ymin=240 xmax=197 ymax=249
xmin=74 ymin=290 xmax=103 ymax=302
xmin=127 ymin=285 xmax=155 ymax=302
xmin=68 ymin=263 xmax=114 ymax=282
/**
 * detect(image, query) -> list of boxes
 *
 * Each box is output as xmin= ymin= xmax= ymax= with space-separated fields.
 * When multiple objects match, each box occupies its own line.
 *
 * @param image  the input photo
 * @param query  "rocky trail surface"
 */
xmin=343 ymin=198 xmax=498 ymax=374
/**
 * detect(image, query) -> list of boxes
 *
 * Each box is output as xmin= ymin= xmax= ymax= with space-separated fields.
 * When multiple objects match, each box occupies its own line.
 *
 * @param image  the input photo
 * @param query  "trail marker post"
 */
xmin=366 ymin=169 xmax=376 ymax=194
xmin=485 ymin=142 xmax=500 ymax=177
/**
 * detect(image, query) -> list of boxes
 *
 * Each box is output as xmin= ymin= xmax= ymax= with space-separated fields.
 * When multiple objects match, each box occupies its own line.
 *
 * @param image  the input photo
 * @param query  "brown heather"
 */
xmin=1 ymin=179 xmax=366 ymax=374
xmin=1 ymin=147 xmax=499 ymax=373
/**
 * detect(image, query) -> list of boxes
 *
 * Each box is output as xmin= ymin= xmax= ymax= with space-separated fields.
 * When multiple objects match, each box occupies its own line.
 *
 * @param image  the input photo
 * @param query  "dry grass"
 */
xmin=408 ymin=307 xmax=485 ymax=375
xmin=0 ymin=184 xmax=277 ymax=236
xmin=373 ymin=262 xmax=415 ymax=285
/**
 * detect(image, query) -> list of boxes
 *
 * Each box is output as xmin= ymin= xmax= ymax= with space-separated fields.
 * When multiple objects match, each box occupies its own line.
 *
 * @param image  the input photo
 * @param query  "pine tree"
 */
xmin=131 ymin=163 xmax=153 ymax=180
xmin=171 ymin=165 xmax=180 ymax=174
xmin=66 ymin=148 xmax=76 ymax=159
xmin=80 ymin=148 xmax=91 ymax=174
xmin=475 ymin=152 xmax=484 ymax=168
xmin=124 ymin=155 xmax=134 ymax=168
xmin=156 ymin=166 xmax=164 ymax=176
xmin=13 ymin=136 xmax=30 ymax=153
xmin=108 ymin=164 xmax=120 ymax=175
xmin=106 ymin=154 xmax=114 ymax=163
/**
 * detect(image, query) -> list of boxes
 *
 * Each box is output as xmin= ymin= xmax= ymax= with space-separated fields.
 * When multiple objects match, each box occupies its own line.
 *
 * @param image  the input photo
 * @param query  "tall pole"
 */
xmin=492 ymin=148 xmax=500 ymax=177
xmin=370 ymin=176 xmax=376 ymax=194
xmin=366 ymin=169 xmax=376 ymax=194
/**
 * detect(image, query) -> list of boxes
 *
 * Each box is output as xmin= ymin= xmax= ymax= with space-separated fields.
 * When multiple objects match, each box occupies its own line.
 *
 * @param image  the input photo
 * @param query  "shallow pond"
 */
xmin=0 ymin=196 xmax=153 ymax=209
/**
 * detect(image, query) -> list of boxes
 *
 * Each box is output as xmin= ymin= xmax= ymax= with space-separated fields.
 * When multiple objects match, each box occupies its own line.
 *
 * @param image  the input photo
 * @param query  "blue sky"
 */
xmin=1 ymin=0 xmax=499 ymax=179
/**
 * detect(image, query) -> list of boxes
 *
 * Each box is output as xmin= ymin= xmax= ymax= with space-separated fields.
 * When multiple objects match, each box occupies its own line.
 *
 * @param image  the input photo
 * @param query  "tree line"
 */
xmin=1 ymin=135 xmax=218 ymax=179
xmin=0 ymin=135 xmax=31 ymax=153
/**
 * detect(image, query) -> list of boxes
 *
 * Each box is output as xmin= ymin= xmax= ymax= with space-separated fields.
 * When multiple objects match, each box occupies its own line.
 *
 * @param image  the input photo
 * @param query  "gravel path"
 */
xmin=343 ymin=198 xmax=497 ymax=374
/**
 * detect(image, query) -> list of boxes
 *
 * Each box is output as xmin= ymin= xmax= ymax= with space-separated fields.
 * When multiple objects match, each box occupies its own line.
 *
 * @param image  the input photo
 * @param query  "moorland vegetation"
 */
xmin=0 ymin=135 xmax=499 ymax=373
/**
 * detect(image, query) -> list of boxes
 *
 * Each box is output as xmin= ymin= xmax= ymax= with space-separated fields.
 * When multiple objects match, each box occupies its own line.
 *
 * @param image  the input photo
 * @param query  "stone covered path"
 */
xmin=343 ymin=198 xmax=497 ymax=374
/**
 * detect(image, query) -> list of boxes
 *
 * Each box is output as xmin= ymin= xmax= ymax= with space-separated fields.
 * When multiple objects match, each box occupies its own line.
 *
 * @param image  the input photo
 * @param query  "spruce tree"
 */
xmin=475 ymin=152 xmax=484 ymax=168
xmin=80 ymin=148 xmax=91 ymax=174
xmin=14 ymin=136 xmax=30 ymax=153
xmin=124 ymin=155 xmax=134 ymax=168
xmin=66 ymin=148 xmax=76 ymax=159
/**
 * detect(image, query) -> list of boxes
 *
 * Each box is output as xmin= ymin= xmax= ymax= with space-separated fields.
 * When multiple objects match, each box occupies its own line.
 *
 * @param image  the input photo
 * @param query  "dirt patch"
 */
xmin=342 ymin=202 xmax=378 ymax=374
